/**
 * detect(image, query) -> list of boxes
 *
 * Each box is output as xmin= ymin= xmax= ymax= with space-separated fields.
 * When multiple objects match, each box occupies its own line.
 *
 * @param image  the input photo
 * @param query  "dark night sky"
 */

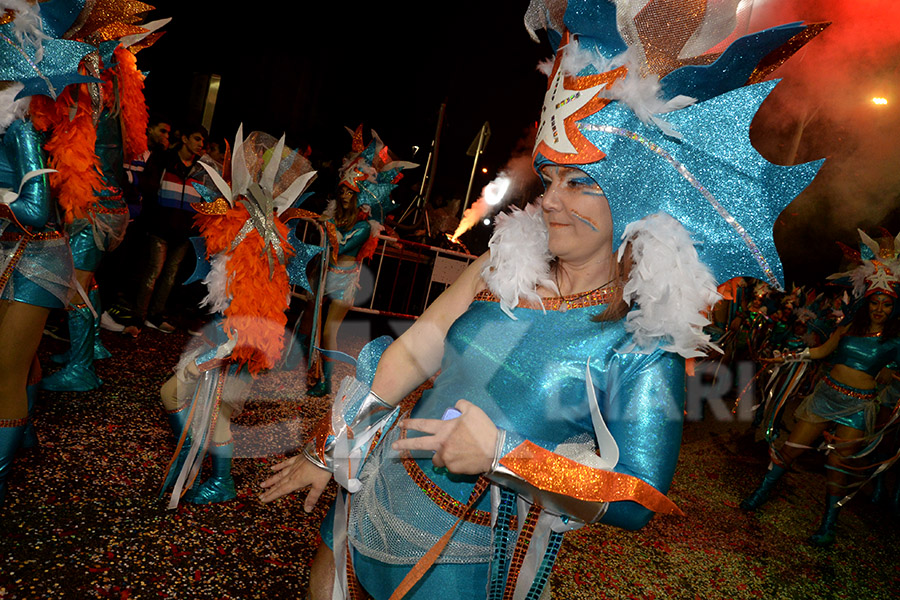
xmin=137 ymin=1 xmax=900 ymax=286
xmin=139 ymin=1 xmax=546 ymax=205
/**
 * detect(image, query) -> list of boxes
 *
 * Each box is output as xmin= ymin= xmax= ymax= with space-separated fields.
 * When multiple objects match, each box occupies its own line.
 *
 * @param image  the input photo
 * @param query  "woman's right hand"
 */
xmin=259 ymin=455 xmax=332 ymax=512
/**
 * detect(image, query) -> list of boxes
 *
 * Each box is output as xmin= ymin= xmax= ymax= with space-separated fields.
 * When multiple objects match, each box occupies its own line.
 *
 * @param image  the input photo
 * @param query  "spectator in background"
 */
xmin=101 ymin=115 xmax=173 ymax=332
xmin=126 ymin=124 xmax=207 ymax=334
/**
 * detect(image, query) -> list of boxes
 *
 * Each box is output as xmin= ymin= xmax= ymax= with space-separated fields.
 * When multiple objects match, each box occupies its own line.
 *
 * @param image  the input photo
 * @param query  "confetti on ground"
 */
xmin=0 ymin=325 xmax=897 ymax=598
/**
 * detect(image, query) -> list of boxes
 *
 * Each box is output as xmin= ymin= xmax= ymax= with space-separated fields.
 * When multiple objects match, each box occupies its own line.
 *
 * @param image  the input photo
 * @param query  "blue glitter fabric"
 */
xmin=343 ymin=294 xmax=685 ymax=597
xmin=831 ymin=335 xmax=900 ymax=378
xmin=0 ymin=119 xmax=73 ymax=308
xmin=530 ymin=2 xmax=826 ymax=289
xmin=0 ymin=26 xmax=98 ymax=99
xmin=570 ymin=80 xmax=822 ymax=287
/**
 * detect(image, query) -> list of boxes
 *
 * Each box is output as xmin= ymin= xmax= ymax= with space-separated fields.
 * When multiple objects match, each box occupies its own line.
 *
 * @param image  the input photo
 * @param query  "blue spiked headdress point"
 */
xmin=0 ymin=1 xmax=97 ymax=99
xmin=337 ymin=126 xmax=418 ymax=223
xmin=527 ymin=0 xmax=828 ymax=290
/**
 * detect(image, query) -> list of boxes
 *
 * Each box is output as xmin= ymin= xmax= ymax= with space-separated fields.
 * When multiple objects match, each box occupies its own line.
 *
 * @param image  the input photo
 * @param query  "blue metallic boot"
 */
xmin=89 ymin=287 xmax=112 ymax=360
xmin=307 ymin=359 xmax=332 ymax=397
xmin=808 ymin=494 xmax=841 ymax=547
xmin=184 ymin=440 xmax=236 ymax=504
xmin=740 ymin=464 xmax=786 ymax=511
xmin=21 ymin=385 xmax=38 ymax=450
xmin=41 ymin=304 xmax=103 ymax=392
xmin=0 ymin=418 xmax=27 ymax=506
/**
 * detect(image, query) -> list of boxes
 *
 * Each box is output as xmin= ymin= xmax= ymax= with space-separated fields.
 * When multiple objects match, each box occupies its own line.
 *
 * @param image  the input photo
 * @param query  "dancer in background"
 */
xmin=33 ymin=1 xmax=161 ymax=391
xmin=307 ymin=127 xmax=416 ymax=396
xmin=0 ymin=1 xmax=107 ymax=504
xmin=742 ymin=230 xmax=900 ymax=546
xmin=160 ymin=129 xmax=317 ymax=506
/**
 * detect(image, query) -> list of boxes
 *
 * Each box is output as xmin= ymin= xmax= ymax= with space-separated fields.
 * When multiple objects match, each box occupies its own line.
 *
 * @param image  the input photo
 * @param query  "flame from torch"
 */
xmin=450 ymin=174 xmax=512 ymax=242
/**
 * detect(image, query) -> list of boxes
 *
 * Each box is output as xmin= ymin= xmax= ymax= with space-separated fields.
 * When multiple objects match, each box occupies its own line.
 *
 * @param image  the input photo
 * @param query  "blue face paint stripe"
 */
xmin=570 ymin=210 xmax=601 ymax=232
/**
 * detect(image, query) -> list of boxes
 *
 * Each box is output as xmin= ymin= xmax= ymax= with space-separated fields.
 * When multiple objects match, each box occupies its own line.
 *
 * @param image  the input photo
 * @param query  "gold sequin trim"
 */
xmin=0 ymin=417 xmax=28 ymax=428
xmin=1 ymin=230 xmax=65 ymax=242
xmin=474 ymin=283 xmax=620 ymax=310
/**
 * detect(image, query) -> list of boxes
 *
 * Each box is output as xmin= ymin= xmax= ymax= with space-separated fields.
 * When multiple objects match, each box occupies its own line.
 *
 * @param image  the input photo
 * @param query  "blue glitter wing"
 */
xmin=659 ymin=23 xmax=807 ymax=102
xmin=0 ymin=29 xmax=99 ymax=98
xmin=190 ymin=181 xmax=220 ymax=205
xmin=38 ymin=0 xmax=86 ymax=38
xmin=184 ymin=236 xmax=211 ymax=285
xmin=573 ymin=80 xmax=823 ymax=288
xmin=561 ymin=0 xmax=626 ymax=57
xmin=357 ymin=180 xmax=398 ymax=222
xmin=98 ymin=40 xmax=120 ymax=67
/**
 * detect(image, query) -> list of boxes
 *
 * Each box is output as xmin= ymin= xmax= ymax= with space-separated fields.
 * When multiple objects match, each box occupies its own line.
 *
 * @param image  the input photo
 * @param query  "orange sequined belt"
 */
xmin=1 ymin=230 xmax=65 ymax=242
xmin=91 ymin=203 xmax=128 ymax=215
xmin=824 ymin=375 xmax=877 ymax=400
xmin=401 ymin=453 xmax=517 ymax=529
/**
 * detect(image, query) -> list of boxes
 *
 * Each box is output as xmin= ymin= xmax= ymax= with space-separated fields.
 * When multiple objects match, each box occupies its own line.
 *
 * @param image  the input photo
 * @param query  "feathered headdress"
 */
xmin=828 ymin=229 xmax=900 ymax=301
xmin=338 ymin=125 xmax=418 ymax=222
xmin=24 ymin=0 xmax=164 ymax=221
xmin=527 ymin=0 xmax=827 ymax=290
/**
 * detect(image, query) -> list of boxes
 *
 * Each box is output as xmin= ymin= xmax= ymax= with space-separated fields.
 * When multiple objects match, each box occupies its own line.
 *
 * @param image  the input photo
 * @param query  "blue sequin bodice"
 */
xmin=832 ymin=335 xmax=900 ymax=377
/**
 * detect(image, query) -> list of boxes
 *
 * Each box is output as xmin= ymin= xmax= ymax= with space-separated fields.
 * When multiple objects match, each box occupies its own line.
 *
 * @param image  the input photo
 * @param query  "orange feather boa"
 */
xmin=29 ymin=85 xmax=104 ymax=222
xmin=113 ymin=45 xmax=148 ymax=162
xmin=197 ymin=204 xmax=296 ymax=375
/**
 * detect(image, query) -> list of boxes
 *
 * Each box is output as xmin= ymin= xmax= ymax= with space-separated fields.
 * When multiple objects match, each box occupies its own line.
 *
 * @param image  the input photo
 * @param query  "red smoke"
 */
xmin=744 ymin=0 xmax=900 ymax=283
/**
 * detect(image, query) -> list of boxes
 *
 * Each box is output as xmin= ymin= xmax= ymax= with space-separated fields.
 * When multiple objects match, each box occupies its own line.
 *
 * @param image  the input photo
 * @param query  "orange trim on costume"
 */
xmin=533 ymin=32 xmax=627 ymax=166
xmin=499 ymin=441 xmax=684 ymax=516
xmin=388 ymin=477 xmax=490 ymax=600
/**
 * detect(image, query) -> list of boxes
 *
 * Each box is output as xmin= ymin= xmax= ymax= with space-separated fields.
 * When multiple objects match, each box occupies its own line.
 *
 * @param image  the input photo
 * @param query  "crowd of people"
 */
xmin=1 ymin=1 xmax=899 ymax=599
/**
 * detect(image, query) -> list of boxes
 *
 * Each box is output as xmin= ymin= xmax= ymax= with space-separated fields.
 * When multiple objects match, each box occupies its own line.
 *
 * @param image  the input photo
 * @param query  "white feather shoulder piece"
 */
xmin=618 ymin=212 xmax=721 ymax=358
xmin=199 ymin=253 xmax=231 ymax=314
xmin=0 ymin=83 xmax=29 ymax=136
xmin=481 ymin=203 xmax=557 ymax=319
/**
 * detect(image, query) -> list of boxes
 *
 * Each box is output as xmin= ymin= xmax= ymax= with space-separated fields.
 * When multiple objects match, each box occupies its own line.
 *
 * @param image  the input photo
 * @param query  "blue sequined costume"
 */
xmin=0 ymin=119 xmax=73 ymax=309
xmin=795 ymin=335 xmax=900 ymax=432
xmin=324 ymin=220 xmax=370 ymax=303
xmin=326 ymin=287 xmax=684 ymax=599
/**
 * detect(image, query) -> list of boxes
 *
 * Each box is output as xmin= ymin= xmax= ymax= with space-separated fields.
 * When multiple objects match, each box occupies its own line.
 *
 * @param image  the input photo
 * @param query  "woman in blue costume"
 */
xmin=306 ymin=185 xmax=371 ymax=397
xmin=260 ymin=2 xmax=826 ymax=597
xmin=0 ymin=1 xmax=98 ymax=504
xmin=741 ymin=242 xmax=900 ymax=547
xmin=308 ymin=129 xmax=416 ymax=397
xmin=37 ymin=2 xmax=155 ymax=392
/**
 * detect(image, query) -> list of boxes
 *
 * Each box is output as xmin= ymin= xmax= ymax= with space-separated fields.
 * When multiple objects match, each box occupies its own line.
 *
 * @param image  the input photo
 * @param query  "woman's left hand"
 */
xmin=392 ymin=399 xmax=498 ymax=475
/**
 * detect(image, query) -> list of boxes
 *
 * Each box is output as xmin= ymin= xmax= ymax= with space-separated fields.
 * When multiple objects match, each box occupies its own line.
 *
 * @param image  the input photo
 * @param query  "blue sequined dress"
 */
xmin=328 ymin=285 xmax=685 ymax=599
xmin=324 ymin=219 xmax=370 ymax=303
xmin=0 ymin=119 xmax=73 ymax=309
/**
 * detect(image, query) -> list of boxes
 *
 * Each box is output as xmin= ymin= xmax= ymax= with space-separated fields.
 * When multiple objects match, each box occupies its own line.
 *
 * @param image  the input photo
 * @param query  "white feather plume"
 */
xmin=828 ymin=262 xmax=875 ymax=299
xmin=482 ymin=203 xmax=557 ymax=319
xmin=617 ymin=212 xmax=721 ymax=358
xmin=0 ymin=83 xmax=29 ymax=136
xmin=200 ymin=254 xmax=231 ymax=314
xmin=0 ymin=0 xmax=47 ymax=62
